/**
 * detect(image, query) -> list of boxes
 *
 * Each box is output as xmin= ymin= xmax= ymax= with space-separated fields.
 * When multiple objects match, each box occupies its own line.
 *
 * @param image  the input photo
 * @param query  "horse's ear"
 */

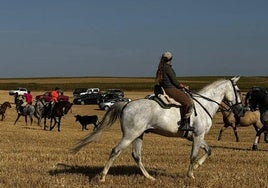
xmin=231 ymin=76 xmax=240 ymax=83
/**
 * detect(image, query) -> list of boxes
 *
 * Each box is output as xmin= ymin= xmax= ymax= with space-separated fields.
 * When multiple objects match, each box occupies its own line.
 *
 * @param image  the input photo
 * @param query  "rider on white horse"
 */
xmin=155 ymin=51 xmax=194 ymax=131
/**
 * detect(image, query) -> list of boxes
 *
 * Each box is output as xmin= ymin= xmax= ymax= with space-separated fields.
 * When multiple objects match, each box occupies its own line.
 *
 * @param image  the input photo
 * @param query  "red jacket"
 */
xmin=24 ymin=93 xmax=33 ymax=105
xmin=50 ymin=90 xmax=59 ymax=102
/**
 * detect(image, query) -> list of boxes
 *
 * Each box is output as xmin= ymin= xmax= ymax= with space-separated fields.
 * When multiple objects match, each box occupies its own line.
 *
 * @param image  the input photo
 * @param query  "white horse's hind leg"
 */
xmin=132 ymin=135 xmax=155 ymax=181
xmin=100 ymin=139 xmax=133 ymax=182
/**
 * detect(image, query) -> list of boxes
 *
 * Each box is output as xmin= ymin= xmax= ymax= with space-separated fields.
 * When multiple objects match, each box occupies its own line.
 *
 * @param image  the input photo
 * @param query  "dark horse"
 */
xmin=0 ymin=101 xmax=12 ymax=121
xmin=247 ymin=88 xmax=268 ymax=150
xmin=14 ymin=100 xmax=35 ymax=125
xmin=46 ymin=101 xmax=73 ymax=132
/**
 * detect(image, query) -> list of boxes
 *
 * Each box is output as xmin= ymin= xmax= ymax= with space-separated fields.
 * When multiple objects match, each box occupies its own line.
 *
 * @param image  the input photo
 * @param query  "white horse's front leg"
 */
xmin=194 ymin=140 xmax=211 ymax=170
xmin=187 ymin=137 xmax=199 ymax=179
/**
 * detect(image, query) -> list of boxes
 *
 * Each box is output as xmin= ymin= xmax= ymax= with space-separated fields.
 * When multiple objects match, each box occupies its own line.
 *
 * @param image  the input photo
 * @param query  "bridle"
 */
xmin=230 ymin=79 xmax=242 ymax=108
xmin=190 ymin=79 xmax=241 ymax=120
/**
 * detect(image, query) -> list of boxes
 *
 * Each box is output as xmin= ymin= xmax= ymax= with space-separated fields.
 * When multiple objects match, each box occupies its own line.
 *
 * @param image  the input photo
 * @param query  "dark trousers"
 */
xmin=164 ymin=87 xmax=193 ymax=119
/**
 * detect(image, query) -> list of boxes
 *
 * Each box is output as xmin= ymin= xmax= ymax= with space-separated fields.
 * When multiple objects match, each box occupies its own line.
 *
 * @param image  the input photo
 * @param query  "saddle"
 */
xmin=149 ymin=84 xmax=182 ymax=109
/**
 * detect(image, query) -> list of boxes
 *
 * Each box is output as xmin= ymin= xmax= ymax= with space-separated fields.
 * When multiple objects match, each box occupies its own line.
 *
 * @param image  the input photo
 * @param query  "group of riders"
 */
xmin=12 ymin=51 xmax=258 ymax=132
xmin=15 ymin=87 xmax=61 ymax=118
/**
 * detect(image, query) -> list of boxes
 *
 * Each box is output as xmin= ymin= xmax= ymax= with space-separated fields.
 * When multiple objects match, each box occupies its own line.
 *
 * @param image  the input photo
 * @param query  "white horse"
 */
xmin=72 ymin=77 xmax=242 ymax=181
xmin=14 ymin=103 xmax=35 ymax=126
xmin=34 ymin=98 xmax=48 ymax=127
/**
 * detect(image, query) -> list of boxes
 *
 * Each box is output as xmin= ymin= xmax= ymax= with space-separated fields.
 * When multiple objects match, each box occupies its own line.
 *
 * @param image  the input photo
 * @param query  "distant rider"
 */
xmin=48 ymin=87 xmax=59 ymax=118
xmin=24 ymin=90 xmax=33 ymax=105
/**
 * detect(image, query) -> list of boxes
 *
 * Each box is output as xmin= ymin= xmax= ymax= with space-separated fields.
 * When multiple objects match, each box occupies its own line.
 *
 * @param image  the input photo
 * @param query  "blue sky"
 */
xmin=0 ymin=0 xmax=268 ymax=78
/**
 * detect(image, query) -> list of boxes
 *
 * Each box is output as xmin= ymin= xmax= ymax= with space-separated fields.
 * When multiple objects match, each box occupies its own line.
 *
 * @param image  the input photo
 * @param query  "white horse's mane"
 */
xmin=198 ymin=79 xmax=227 ymax=93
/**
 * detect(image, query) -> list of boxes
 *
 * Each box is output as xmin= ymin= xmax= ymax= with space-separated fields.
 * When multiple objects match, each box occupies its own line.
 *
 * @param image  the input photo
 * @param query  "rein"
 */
xmin=191 ymin=92 xmax=227 ymax=120
xmin=187 ymin=79 xmax=240 ymax=120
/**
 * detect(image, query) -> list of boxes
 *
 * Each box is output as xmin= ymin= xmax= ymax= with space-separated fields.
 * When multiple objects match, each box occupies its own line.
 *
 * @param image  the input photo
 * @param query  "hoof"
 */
xmin=99 ymin=176 xmax=105 ymax=182
xmin=187 ymin=173 xmax=195 ymax=179
xmin=252 ymin=144 xmax=258 ymax=151
xmin=147 ymin=176 xmax=156 ymax=181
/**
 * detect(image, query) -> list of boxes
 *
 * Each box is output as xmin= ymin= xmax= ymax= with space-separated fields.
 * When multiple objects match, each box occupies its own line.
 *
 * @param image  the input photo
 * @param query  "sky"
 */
xmin=0 ymin=0 xmax=268 ymax=78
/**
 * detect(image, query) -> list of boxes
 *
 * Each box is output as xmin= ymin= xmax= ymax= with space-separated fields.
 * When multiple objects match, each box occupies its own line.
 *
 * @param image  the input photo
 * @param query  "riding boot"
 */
xmin=178 ymin=118 xmax=194 ymax=131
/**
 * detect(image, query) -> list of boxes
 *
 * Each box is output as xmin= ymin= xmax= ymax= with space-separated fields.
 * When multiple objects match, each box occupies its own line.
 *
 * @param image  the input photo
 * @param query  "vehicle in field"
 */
xmin=105 ymin=89 xmax=124 ymax=97
xmin=35 ymin=92 xmax=69 ymax=102
xmin=73 ymin=88 xmax=87 ymax=98
xmin=73 ymin=93 xmax=102 ymax=105
xmin=79 ymin=88 xmax=100 ymax=96
xmin=97 ymin=93 xmax=123 ymax=104
xmin=98 ymin=100 xmax=115 ymax=111
xmin=9 ymin=88 xmax=28 ymax=96
xmin=98 ymin=98 xmax=131 ymax=110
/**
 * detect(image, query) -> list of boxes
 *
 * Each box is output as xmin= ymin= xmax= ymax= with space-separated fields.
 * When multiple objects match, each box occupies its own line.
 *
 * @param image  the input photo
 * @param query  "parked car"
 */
xmin=73 ymin=88 xmax=87 ymax=98
xmin=35 ymin=92 xmax=69 ymax=102
xmin=9 ymin=88 xmax=28 ymax=96
xmin=97 ymin=93 xmax=123 ymax=104
xmin=105 ymin=89 xmax=124 ymax=97
xmin=99 ymin=98 xmax=131 ymax=110
xmin=79 ymin=88 xmax=100 ymax=96
xmin=73 ymin=93 xmax=102 ymax=105
xmin=99 ymin=100 xmax=116 ymax=111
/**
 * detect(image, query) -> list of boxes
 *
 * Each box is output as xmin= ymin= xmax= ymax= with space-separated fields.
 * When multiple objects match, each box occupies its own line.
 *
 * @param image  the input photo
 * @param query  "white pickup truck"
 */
xmin=79 ymin=88 xmax=100 ymax=95
xmin=9 ymin=88 xmax=28 ymax=96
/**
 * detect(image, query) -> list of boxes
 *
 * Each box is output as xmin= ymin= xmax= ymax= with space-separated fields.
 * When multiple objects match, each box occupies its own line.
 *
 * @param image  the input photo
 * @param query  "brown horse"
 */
xmin=0 ymin=102 xmax=12 ymax=121
xmin=47 ymin=101 xmax=73 ymax=132
xmin=217 ymin=108 xmax=267 ymax=142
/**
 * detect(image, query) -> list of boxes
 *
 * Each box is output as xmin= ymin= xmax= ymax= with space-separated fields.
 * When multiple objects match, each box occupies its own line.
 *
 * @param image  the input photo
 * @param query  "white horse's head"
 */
xmin=224 ymin=76 xmax=243 ymax=113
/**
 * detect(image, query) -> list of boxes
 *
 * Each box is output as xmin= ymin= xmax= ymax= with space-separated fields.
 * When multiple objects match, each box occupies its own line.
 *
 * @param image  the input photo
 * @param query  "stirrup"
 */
xmin=178 ymin=120 xmax=194 ymax=131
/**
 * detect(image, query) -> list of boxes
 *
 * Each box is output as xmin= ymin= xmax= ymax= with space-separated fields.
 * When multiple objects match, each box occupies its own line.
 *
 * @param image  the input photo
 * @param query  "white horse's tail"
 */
xmin=71 ymin=101 xmax=128 ymax=153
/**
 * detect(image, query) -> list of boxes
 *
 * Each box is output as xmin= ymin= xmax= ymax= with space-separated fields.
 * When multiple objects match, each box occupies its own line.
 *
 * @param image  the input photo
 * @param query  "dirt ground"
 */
xmin=0 ymin=90 xmax=267 ymax=187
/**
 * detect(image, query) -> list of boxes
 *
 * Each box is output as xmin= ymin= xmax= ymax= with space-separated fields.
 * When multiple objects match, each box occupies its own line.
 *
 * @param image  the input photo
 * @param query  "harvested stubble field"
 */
xmin=0 ymin=77 xmax=267 ymax=188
